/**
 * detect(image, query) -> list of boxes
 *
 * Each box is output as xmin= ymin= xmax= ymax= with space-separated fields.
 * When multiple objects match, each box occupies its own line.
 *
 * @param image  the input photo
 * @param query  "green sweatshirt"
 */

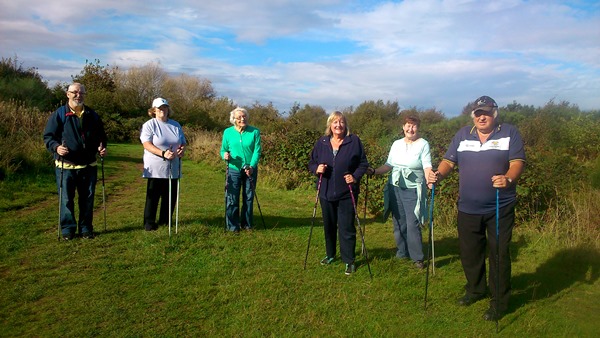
xmin=220 ymin=125 xmax=261 ymax=170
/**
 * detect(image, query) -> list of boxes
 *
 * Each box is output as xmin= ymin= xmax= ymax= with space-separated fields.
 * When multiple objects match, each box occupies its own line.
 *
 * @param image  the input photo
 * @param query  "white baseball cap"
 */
xmin=152 ymin=97 xmax=169 ymax=108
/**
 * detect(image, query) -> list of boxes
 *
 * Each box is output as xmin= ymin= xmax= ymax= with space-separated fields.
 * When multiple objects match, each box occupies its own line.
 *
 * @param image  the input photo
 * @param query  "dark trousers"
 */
xmin=457 ymin=201 xmax=515 ymax=312
xmin=144 ymin=178 xmax=178 ymax=230
xmin=320 ymin=197 xmax=356 ymax=264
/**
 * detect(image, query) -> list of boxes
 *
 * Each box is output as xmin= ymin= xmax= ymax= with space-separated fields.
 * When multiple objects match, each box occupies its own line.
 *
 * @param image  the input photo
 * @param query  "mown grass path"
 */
xmin=1 ymin=143 xmax=598 ymax=336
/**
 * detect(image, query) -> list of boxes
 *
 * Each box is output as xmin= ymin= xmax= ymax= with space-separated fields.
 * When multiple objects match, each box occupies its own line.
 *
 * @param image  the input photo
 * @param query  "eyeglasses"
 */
xmin=68 ymin=91 xmax=86 ymax=95
xmin=474 ymin=110 xmax=494 ymax=117
xmin=235 ymin=116 xmax=247 ymax=120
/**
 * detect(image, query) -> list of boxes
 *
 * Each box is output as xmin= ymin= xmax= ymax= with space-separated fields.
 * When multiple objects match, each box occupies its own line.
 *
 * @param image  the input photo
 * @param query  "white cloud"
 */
xmin=0 ymin=0 xmax=598 ymax=115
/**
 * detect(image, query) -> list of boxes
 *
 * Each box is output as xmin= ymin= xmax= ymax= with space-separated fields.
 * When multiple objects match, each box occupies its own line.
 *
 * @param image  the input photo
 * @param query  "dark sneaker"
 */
xmin=457 ymin=293 xmax=486 ymax=306
xmin=81 ymin=232 xmax=95 ymax=239
xmin=483 ymin=307 xmax=503 ymax=321
xmin=62 ymin=234 xmax=74 ymax=241
xmin=345 ymin=263 xmax=356 ymax=275
xmin=414 ymin=260 xmax=425 ymax=269
xmin=320 ymin=256 xmax=334 ymax=265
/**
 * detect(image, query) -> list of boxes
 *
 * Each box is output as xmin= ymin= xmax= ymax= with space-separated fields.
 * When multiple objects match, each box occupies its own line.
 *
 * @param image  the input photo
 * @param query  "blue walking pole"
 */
xmin=495 ymin=188 xmax=500 ymax=332
xmin=424 ymin=184 xmax=435 ymax=310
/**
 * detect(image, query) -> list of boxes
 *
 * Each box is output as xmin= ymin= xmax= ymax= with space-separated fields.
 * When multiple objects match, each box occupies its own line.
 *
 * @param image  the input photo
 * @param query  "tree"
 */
xmin=286 ymin=103 xmax=327 ymax=133
xmin=161 ymin=73 xmax=216 ymax=128
xmin=113 ymin=62 xmax=167 ymax=118
xmin=0 ymin=56 xmax=53 ymax=111
xmin=348 ymin=100 xmax=400 ymax=143
xmin=246 ymin=101 xmax=283 ymax=133
xmin=71 ymin=59 xmax=119 ymax=118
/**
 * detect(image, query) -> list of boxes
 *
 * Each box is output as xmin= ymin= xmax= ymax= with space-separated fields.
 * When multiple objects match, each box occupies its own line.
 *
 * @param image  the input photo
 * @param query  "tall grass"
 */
xmin=0 ymin=100 xmax=50 ymax=179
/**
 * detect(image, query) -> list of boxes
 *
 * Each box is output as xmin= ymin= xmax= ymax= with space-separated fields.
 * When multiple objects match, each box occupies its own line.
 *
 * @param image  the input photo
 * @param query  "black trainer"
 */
xmin=320 ymin=256 xmax=334 ymax=265
xmin=414 ymin=260 xmax=425 ymax=269
xmin=457 ymin=293 xmax=486 ymax=306
xmin=483 ymin=307 xmax=503 ymax=321
xmin=81 ymin=232 xmax=95 ymax=239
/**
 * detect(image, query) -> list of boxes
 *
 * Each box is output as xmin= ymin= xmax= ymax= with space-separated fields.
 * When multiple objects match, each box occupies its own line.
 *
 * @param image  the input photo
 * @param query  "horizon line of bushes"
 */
xmin=1 ymin=56 xmax=600 ymax=243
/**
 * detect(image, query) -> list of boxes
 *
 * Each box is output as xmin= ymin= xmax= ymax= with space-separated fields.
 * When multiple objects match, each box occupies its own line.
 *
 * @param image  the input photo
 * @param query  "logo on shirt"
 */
xmin=490 ymin=140 xmax=501 ymax=149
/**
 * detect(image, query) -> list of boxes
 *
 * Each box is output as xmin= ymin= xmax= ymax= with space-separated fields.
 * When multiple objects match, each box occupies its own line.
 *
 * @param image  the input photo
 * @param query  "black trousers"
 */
xmin=320 ymin=197 xmax=356 ymax=264
xmin=457 ymin=201 xmax=515 ymax=312
xmin=144 ymin=178 xmax=178 ymax=230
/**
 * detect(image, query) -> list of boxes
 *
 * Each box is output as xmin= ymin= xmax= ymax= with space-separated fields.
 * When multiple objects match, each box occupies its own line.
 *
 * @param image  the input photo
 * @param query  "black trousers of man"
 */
xmin=457 ymin=201 xmax=516 ymax=313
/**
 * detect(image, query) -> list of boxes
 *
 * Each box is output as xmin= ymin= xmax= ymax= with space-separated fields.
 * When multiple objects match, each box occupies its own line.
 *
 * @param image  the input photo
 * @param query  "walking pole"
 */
xmin=424 ymin=184 xmax=435 ymax=310
xmin=57 ymin=142 xmax=65 ymax=241
xmin=304 ymin=173 xmax=322 ymax=270
xmin=100 ymin=143 xmax=107 ymax=232
xmin=224 ymin=159 xmax=229 ymax=232
xmin=244 ymin=165 xmax=266 ymax=230
xmin=175 ymin=156 xmax=181 ymax=234
xmin=495 ymin=188 xmax=500 ymax=332
xmin=168 ymin=147 xmax=173 ymax=238
xmin=361 ymin=174 xmax=368 ymax=256
xmin=348 ymin=180 xmax=372 ymax=279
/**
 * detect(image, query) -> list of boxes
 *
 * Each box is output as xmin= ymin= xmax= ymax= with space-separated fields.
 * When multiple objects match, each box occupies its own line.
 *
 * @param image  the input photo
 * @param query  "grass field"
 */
xmin=0 ymin=143 xmax=598 ymax=337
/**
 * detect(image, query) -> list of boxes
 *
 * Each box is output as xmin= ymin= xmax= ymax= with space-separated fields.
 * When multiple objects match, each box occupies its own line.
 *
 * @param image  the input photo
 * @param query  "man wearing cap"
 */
xmin=140 ymin=97 xmax=186 ymax=231
xmin=43 ymin=83 xmax=107 ymax=240
xmin=427 ymin=95 xmax=525 ymax=321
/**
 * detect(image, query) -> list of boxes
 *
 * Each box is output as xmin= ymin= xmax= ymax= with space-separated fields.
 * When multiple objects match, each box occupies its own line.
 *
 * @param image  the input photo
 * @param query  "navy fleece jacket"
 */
xmin=308 ymin=134 xmax=369 ymax=201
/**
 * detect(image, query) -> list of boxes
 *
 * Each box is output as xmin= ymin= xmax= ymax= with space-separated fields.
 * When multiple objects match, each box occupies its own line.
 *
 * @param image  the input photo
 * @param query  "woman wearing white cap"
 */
xmin=140 ymin=98 xmax=186 ymax=231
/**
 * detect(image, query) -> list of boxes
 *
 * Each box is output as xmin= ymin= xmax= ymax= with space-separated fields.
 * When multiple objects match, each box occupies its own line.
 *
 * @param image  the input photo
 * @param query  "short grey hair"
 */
xmin=229 ymin=107 xmax=249 ymax=125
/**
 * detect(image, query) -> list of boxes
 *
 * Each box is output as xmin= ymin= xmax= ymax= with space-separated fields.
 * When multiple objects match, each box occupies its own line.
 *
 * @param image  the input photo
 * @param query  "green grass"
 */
xmin=0 ymin=143 xmax=598 ymax=336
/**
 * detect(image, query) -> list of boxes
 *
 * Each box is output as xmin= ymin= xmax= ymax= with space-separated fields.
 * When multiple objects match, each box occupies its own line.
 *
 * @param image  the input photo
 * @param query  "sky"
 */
xmin=1 ymin=0 xmax=599 ymax=116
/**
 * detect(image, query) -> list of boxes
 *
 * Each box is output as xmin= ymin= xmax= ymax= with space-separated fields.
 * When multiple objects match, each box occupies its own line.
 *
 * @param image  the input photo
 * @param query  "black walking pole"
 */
xmin=57 ymin=142 xmax=65 ymax=241
xmin=304 ymin=173 xmax=322 ymax=270
xmin=424 ymin=184 xmax=435 ymax=310
xmin=244 ymin=165 xmax=266 ymax=230
xmin=100 ymin=143 xmax=107 ymax=232
xmin=347 ymin=178 xmax=372 ymax=279
xmin=495 ymin=188 xmax=500 ymax=332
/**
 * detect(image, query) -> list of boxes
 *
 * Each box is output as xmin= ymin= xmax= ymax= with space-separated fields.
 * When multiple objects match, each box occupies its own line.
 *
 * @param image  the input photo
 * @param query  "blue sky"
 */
xmin=1 ymin=0 xmax=599 ymax=116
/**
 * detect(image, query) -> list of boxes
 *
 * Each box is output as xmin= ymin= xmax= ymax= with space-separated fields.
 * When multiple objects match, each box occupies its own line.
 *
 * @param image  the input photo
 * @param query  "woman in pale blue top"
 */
xmin=368 ymin=115 xmax=432 ymax=269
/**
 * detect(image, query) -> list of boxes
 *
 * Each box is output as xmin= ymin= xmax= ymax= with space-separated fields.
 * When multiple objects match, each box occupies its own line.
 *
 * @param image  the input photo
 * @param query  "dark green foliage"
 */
xmin=0 ymin=57 xmax=54 ymax=111
xmin=285 ymin=103 xmax=327 ymax=133
xmin=246 ymin=101 xmax=284 ymax=134
xmin=261 ymin=128 xmax=321 ymax=188
xmin=591 ymin=156 xmax=600 ymax=189
xmin=71 ymin=59 xmax=120 ymax=117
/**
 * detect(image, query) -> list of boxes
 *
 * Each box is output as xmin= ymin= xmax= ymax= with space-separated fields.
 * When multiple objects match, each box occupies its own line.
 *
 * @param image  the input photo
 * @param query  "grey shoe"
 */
xmin=345 ymin=263 xmax=356 ymax=275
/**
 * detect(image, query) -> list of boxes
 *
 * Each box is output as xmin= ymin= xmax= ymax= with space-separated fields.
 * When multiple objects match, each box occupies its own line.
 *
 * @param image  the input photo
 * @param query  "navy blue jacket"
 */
xmin=43 ymin=104 xmax=107 ymax=166
xmin=309 ymin=134 xmax=369 ymax=201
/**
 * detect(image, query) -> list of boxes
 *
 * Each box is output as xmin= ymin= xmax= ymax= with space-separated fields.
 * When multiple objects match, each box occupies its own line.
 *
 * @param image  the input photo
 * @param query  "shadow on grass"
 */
xmin=510 ymin=244 xmax=600 ymax=315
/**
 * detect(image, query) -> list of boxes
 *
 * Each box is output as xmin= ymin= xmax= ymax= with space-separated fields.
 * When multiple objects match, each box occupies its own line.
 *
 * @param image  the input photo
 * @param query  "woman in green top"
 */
xmin=220 ymin=107 xmax=262 ymax=233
